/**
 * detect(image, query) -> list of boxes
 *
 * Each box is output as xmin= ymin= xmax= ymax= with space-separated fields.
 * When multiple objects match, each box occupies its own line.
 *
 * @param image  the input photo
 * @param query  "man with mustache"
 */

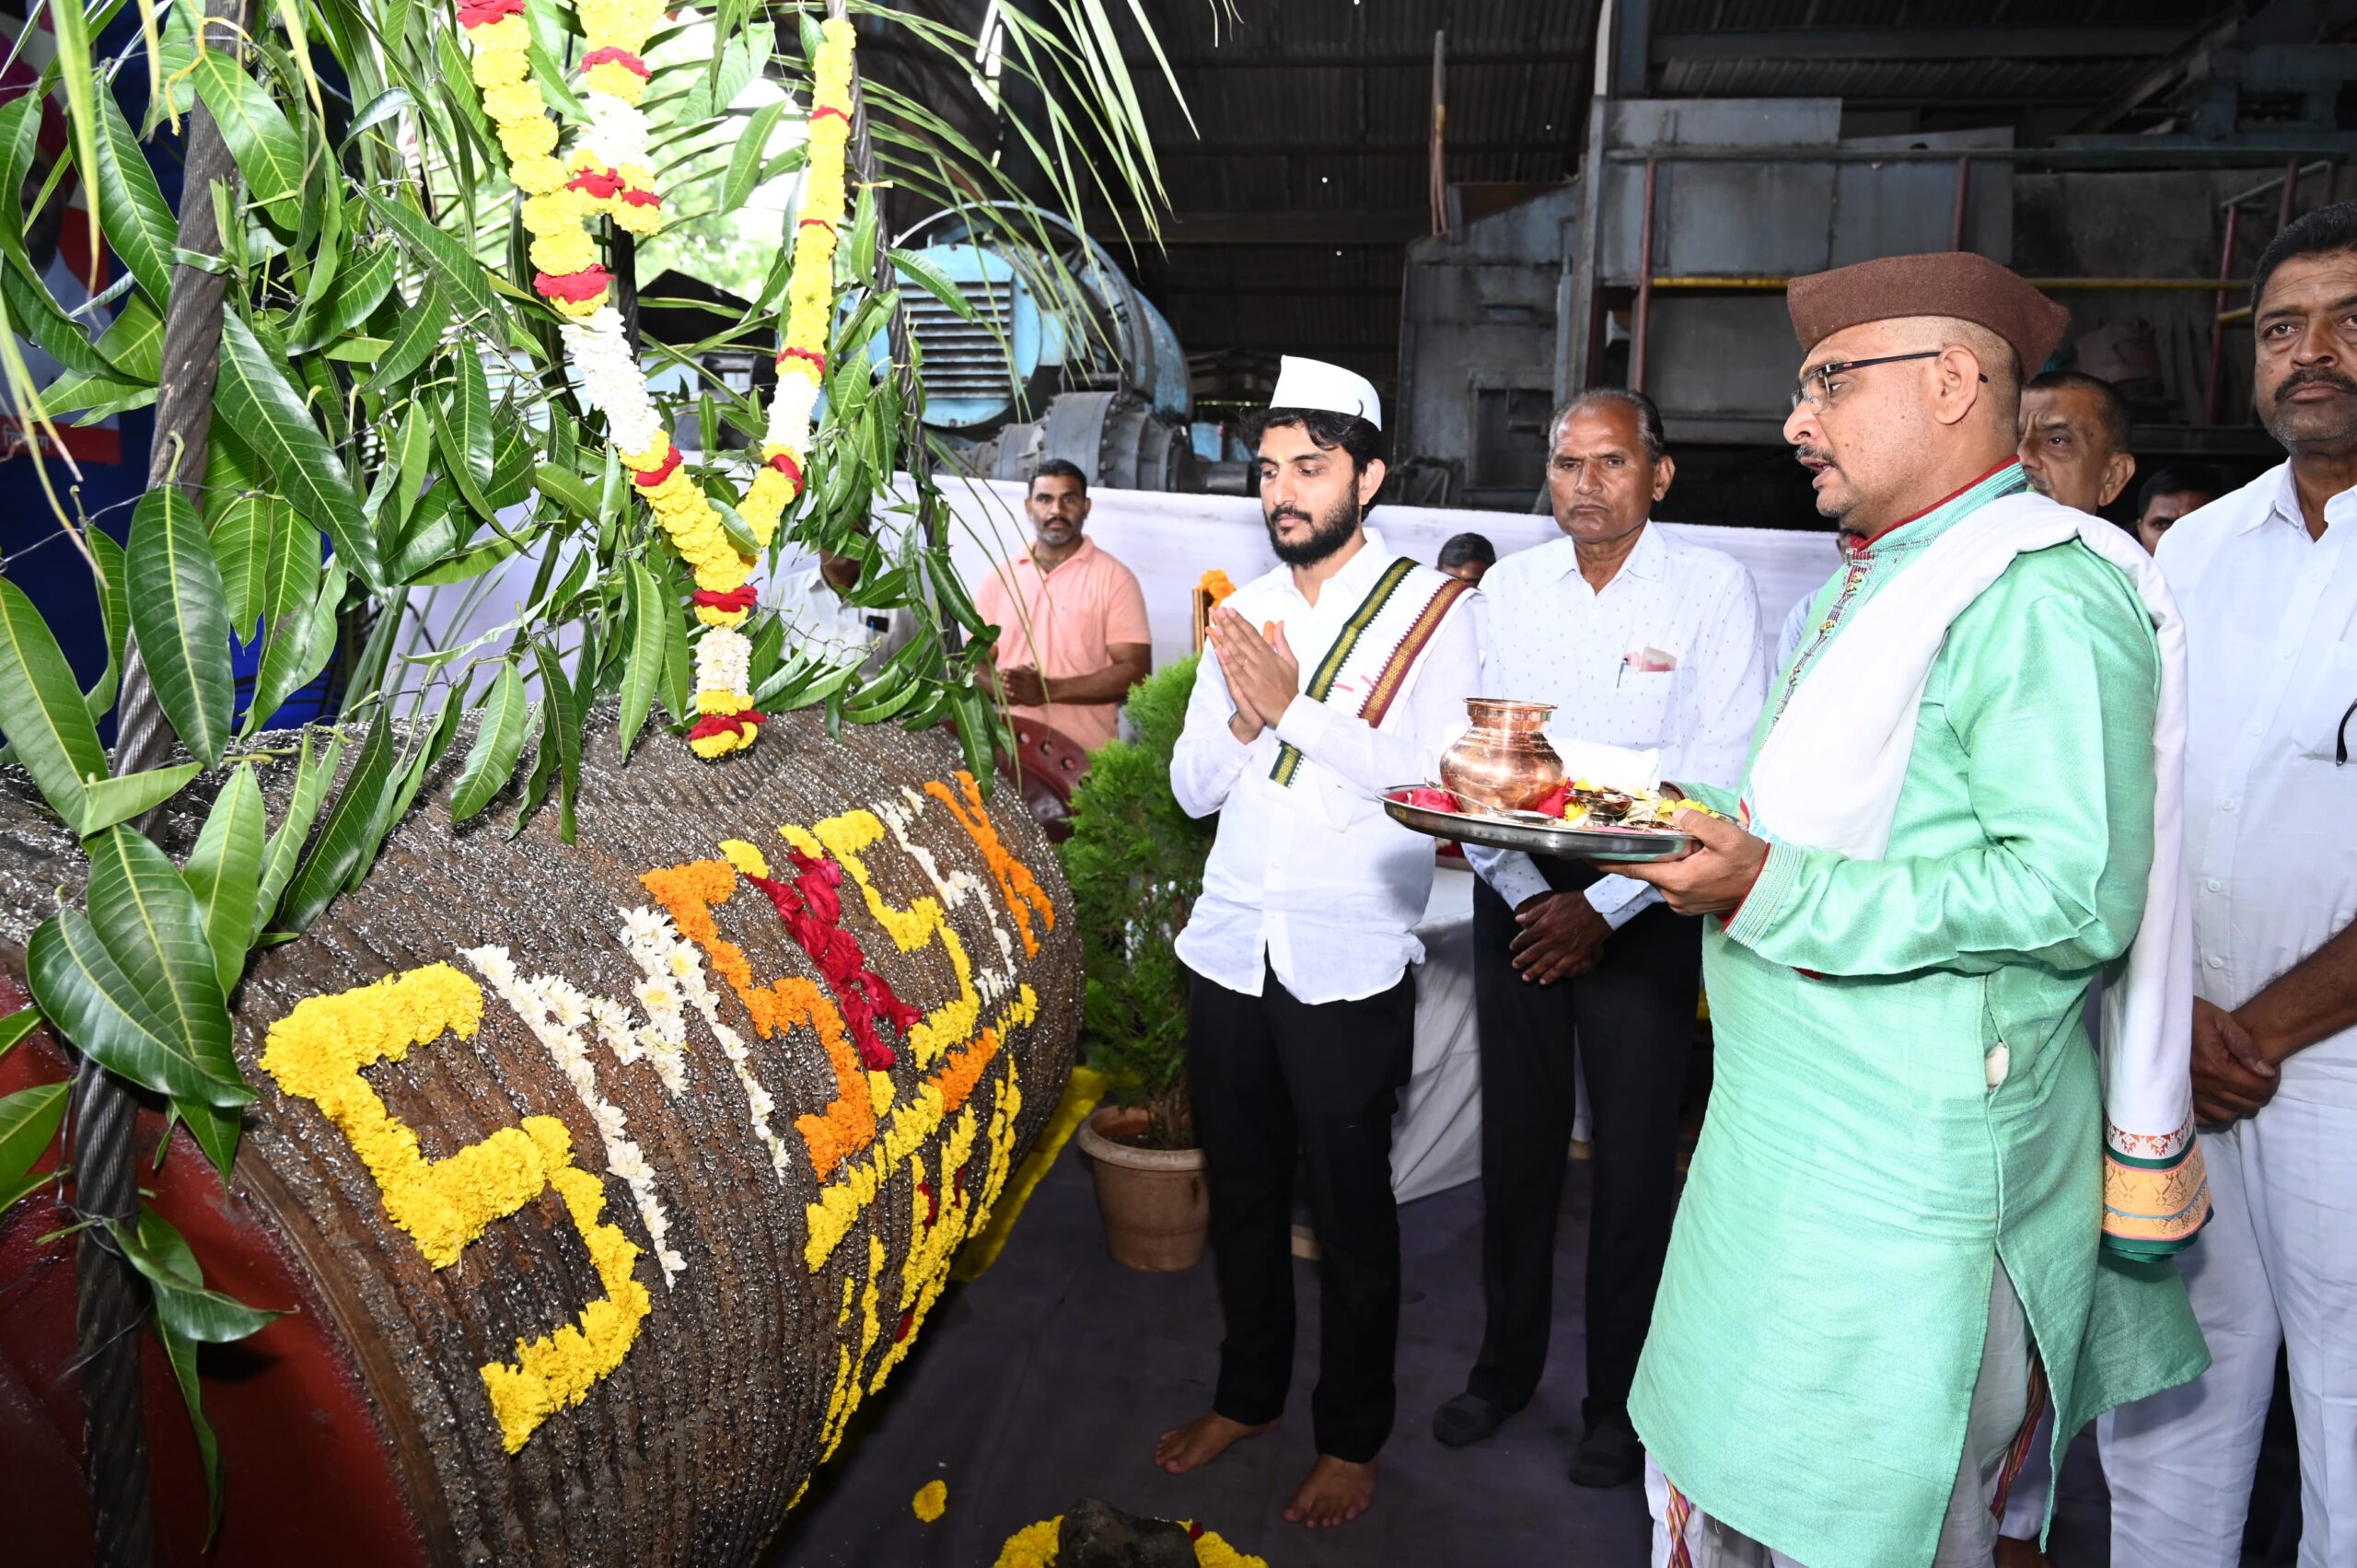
xmin=2016 ymin=369 xmax=2138 ymax=517
xmin=1433 ymin=389 xmax=1764 ymax=1489
xmin=1614 ymin=252 xmax=2211 ymax=1567
xmin=973 ymin=457 xmax=1153 ymax=759
xmin=2099 ymin=201 xmax=2357 ymax=1568
xmin=1159 ymin=357 xmax=1483 ymax=1530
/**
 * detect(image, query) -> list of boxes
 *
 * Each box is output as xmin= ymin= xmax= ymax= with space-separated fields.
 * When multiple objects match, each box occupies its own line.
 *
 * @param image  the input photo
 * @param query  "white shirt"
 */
xmin=1465 ymin=523 xmax=1765 ymax=926
xmin=1171 ymin=529 xmax=1486 ymax=1003
xmin=772 ymin=565 xmax=915 ymax=677
xmin=2160 ymin=463 xmax=2357 ymax=1108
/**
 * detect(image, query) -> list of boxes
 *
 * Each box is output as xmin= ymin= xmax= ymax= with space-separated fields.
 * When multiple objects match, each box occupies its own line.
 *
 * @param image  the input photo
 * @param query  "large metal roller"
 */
xmin=0 ymin=714 xmax=1081 ymax=1566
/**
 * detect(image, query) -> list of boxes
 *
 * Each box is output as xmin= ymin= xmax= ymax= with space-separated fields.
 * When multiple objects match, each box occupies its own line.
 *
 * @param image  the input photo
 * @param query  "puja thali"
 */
xmin=1380 ymin=785 xmax=1701 ymax=864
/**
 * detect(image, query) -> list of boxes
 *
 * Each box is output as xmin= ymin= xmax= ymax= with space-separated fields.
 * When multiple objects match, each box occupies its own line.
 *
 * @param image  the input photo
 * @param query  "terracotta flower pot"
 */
xmin=1076 ymin=1106 xmax=1209 ymax=1272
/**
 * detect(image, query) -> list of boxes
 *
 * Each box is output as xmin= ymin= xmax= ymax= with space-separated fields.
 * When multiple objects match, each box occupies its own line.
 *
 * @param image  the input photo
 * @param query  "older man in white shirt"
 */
xmin=1434 ymin=388 xmax=1764 ymax=1490
xmin=772 ymin=550 xmax=915 ymax=676
xmin=2100 ymin=202 xmax=2357 ymax=1568
xmin=1156 ymin=358 xmax=1483 ymax=1533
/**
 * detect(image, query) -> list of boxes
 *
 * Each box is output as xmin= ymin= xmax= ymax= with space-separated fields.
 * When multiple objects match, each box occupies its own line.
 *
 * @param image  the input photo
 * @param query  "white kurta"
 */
xmin=2100 ymin=463 xmax=2357 ymax=1568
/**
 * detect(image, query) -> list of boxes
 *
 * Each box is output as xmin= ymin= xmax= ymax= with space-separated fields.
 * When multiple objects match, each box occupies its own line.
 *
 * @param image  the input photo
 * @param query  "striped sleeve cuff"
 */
xmin=1722 ymin=840 xmax=1803 ymax=950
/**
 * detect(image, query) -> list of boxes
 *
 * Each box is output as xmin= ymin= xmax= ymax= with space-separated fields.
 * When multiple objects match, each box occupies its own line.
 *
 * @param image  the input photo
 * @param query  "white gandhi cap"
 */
xmin=1267 ymin=355 xmax=1382 ymax=431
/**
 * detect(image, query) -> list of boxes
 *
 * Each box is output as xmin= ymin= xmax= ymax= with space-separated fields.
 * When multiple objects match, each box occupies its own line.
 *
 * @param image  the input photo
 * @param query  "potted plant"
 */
xmin=1058 ymin=656 xmax=1215 ymax=1271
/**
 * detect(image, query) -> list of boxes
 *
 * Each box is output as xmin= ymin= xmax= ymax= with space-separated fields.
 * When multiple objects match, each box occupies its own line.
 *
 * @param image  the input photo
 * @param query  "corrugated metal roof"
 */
xmin=1096 ymin=0 xmax=2234 ymax=401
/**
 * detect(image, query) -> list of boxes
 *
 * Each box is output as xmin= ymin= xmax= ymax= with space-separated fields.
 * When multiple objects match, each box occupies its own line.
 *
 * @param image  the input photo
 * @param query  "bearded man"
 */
xmin=1618 ymin=252 xmax=2212 ymax=1568
xmin=1157 ymin=356 xmax=1483 ymax=1530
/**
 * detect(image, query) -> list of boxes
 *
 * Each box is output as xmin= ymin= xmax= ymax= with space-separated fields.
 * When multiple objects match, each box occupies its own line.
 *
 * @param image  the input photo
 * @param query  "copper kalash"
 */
xmin=1438 ymin=698 xmax=1567 ymax=811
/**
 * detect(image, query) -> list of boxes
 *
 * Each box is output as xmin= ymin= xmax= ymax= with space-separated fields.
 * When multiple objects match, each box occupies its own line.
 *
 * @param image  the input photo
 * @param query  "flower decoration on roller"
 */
xmin=456 ymin=2 xmax=864 ymax=759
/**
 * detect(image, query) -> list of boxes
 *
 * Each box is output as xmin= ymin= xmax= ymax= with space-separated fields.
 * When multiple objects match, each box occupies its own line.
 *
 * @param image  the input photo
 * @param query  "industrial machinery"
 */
xmin=888 ymin=206 xmax=1204 ymax=492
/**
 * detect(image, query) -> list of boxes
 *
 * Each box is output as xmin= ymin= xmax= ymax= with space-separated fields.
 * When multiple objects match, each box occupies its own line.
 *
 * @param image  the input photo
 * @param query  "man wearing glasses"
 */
xmin=1612 ymin=251 xmax=2212 ymax=1567
xmin=2102 ymin=201 xmax=2357 ymax=1568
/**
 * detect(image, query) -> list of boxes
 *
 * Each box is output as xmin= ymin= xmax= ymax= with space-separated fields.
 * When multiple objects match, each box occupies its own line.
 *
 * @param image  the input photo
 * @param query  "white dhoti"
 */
xmin=2100 ymin=1098 xmax=2357 ymax=1568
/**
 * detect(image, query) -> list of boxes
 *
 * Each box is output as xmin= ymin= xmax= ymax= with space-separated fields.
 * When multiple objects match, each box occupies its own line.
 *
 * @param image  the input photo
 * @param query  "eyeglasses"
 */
xmin=2338 ymin=695 xmax=2357 ymax=766
xmin=1792 ymin=351 xmax=1991 ymax=411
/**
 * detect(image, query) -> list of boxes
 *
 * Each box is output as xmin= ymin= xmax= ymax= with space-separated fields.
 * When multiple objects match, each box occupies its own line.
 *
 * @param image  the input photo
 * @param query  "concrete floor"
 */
xmin=766 ymin=1153 xmax=2118 ymax=1568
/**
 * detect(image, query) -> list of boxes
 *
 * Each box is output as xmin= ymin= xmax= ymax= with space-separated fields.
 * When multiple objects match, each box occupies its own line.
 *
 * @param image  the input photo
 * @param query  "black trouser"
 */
xmin=1466 ymin=868 xmax=1700 ymax=1421
xmin=1186 ymin=960 xmax=1415 ymax=1465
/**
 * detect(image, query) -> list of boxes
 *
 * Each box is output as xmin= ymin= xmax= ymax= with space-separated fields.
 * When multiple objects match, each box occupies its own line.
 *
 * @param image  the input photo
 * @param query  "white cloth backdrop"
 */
xmin=405 ymin=481 xmax=1833 ymax=1201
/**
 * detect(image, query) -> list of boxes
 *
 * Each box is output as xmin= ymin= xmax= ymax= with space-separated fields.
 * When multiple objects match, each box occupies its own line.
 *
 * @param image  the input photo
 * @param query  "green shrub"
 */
xmin=1055 ymin=656 xmax=1213 ymax=1148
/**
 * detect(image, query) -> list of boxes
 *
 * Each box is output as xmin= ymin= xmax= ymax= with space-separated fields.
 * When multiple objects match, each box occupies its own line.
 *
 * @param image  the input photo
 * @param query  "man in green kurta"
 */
xmin=1618 ymin=253 xmax=2212 ymax=1568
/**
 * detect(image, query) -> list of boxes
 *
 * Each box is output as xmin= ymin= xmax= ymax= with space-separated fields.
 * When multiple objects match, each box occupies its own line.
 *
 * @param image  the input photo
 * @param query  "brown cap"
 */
xmin=1786 ymin=251 xmax=2070 ymax=377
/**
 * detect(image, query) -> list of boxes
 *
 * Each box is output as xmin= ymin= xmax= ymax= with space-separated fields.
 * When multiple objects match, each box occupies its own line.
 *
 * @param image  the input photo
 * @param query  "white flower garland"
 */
xmin=880 ymin=789 xmax=1020 ymax=1002
xmin=618 ymin=905 xmax=795 ymax=1179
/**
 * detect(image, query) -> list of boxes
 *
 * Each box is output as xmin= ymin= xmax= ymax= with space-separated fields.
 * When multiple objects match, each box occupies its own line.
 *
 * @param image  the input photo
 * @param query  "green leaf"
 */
xmin=28 ymin=908 xmax=248 ymax=1107
xmin=377 ymin=686 xmax=466 ymax=846
xmin=0 ymin=576 xmax=109 ymax=831
xmin=364 ymin=279 xmax=448 ymax=396
xmin=84 ymin=826 xmax=244 ymax=1098
xmin=113 ymin=1213 xmax=281 ymax=1342
xmin=128 ymin=486 xmax=235 ymax=767
xmin=343 ymin=87 xmax=412 ymax=149
xmin=245 ymin=556 xmax=343 ymax=737
xmin=889 ymin=248 xmax=978 ymax=322
xmin=212 ymin=494 xmax=274 ymax=642
xmin=365 ymin=191 xmax=503 ymax=331
xmin=487 ymin=414 xmax=535 ymax=509
xmin=435 ymin=350 xmax=495 ymax=518
xmin=258 ymin=502 xmax=319 ymax=634
xmin=531 ymin=640 xmax=581 ymax=843
xmin=215 ymin=313 xmax=376 ymax=588
xmin=409 ymin=529 xmax=525 ymax=586
xmin=48 ymin=0 xmax=106 ymax=308
xmin=156 ymin=1314 xmax=224 ymax=1539
xmin=844 ymin=183 xmax=879 ymax=286
xmin=84 ymin=527 xmax=130 ymax=727
xmin=296 ymin=242 xmax=397 ymax=351
xmin=0 ymin=1166 xmax=53 ymax=1216
xmin=618 ymin=562 xmax=665 ymax=761
xmin=532 ymin=461 xmax=599 ymax=522
xmin=78 ymin=763 xmax=203 ymax=835
xmin=722 ymin=100 xmax=787 ymax=213
xmin=449 ymin=659 xmax=530 ymax=823
xmin=189 ymin=48 xmax=306 ymax=227
xmin=656 ymin=565 xmax=691 ymax=725
xmin=273 ymin=707 xmax=397 ymax=936
xmin=95 ymin=292 xmax=165 ymax=382
xmin=0 ymin=1081 xmax=68 ymax=1189
xmin=91 ymin=84 xmax=179 ymax=308
xmin=37 ymin=365 xmax=157 ymax=422
xmin=171 ymin=1098 xmax=240 ymax=1183
xmin=0 ymin=1005 xmax=41 ymax=1058
xmin=183 ymin=764 xmax=264 ymax=997
xmin=252 ymin=727 xmax=341 ymax=941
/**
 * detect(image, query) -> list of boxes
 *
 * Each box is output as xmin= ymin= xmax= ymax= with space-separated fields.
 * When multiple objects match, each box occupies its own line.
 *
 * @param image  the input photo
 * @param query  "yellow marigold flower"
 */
xmin=695 ymin=688 xmax=751 ymax=717
xmin=584 ymin=61 xmax=649 ymax=102
xmin=509 ymin=152 xmax=569 ymax=197
xmin=911 ymin=1480 xmax=947 ymax=1523
xmin=610 ymin=201 xmax=663 ymax=238
xmin=551 ymin=291 xmax=608 ymax=319
xmin=497 ymin=116 xmax=559 ymax=163
xmin=528 ymin=229 xmax=598 ymax=277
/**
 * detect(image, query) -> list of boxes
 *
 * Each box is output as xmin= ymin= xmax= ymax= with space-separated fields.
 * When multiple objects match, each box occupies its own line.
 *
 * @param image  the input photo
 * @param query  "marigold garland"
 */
xmin=457 ymin=5 xmax=864 ymax=759
xmin=478 ymin=1118 xmax=654 ymax=1453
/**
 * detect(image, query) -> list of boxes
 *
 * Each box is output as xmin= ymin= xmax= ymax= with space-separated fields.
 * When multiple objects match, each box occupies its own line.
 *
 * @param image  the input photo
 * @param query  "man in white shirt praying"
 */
xmin=1157 ymin=356 xmax=1483 ymax=1531
xmin=1435 ymin=388 xmax=1764 ymax=1488
xmin=2100 ymin=198 xmax=2357 ymax=1568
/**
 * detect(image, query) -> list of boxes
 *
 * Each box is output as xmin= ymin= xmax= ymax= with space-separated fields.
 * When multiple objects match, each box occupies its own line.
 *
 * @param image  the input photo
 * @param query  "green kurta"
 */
xmin=1628 ymin=465 xmax=2210 ymax=1568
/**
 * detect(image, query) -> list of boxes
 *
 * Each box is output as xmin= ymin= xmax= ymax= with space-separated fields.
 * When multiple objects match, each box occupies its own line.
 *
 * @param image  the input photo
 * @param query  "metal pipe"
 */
xmin=2218 ymin=157 xmax=2334 ymax=212
xmin=2277 ymin=155 xmax=2302 ymax=231
xmin=1642 ymin=275 xmax=2252 ymax=291
xmin=1949 ymin=156 xmax=1970 ymax=250
xmin=1631 ymin=156 xmax=1656 ymax=394
xmin=2206 ymin=204 xmax=2240 ymax=426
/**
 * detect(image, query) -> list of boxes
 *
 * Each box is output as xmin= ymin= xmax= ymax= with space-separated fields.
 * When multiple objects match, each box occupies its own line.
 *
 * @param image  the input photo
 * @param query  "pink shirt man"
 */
xmin=974 ymin=534 xmax=1153 ymax=753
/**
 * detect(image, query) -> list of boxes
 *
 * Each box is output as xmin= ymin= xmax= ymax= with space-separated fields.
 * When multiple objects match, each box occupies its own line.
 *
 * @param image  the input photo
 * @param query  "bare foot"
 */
xmin=1282 ymin=1454 xmax=1376 ymax=1528
xmin=1993 ymin=1538 xmax=2049 ymax=1568
xmin=1154 ymin=1411 xmax=1275 ymax=1474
